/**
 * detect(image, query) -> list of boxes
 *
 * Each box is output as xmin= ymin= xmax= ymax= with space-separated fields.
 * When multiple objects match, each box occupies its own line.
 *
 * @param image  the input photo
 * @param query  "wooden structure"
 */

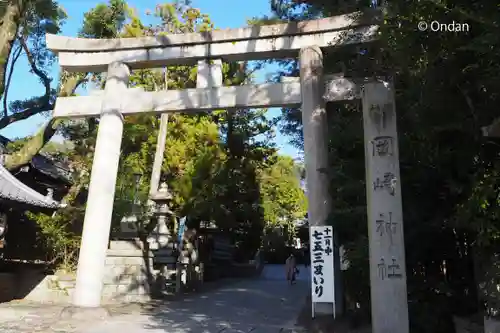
xmin=0 ymin=135 xmax=71 ymax=201
xmin=0 ymin=157 xmax=64 ymax=252
xmin=0 ymin=163 xmax=63 ymax=209
xmin=0 ymin=135 xmax=68 ymax=259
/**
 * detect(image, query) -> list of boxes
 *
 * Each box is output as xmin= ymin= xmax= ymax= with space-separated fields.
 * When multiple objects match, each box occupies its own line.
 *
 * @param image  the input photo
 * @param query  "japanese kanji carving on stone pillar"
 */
xmin=362 ymin=80 xmax=409 ymax=333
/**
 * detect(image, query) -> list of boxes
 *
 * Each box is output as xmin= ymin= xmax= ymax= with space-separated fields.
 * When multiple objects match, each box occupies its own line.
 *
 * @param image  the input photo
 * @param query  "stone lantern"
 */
xmin=147 ymin=182 xmax=176 ymax=295
xmin=148 ymin=182 xmax=173 ymax=250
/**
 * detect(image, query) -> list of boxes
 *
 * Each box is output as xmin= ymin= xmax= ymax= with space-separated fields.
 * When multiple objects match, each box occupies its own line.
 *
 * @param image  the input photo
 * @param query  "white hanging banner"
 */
xmin=310 ymin=226 xmax=335 ymax=304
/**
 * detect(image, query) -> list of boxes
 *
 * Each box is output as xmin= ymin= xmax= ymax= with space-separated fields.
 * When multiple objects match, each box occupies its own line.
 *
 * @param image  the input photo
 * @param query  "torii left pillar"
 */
xmin=73 ymin=62 xmax=130 ymax=307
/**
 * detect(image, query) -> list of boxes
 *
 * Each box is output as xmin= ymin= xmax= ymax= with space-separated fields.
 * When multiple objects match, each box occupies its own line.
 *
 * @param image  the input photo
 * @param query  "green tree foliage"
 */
xmin=79 ymin=0 xmax=126 ymax=38
xmin=266 ymin=0 xmax=500 ymax=330
xmin=0 ymin=0 xmax=133 ymax=171
xmin=260 ymin=155 xmax=307 ymax=258
xmin=260 ymin=155 xmax=307 ymax=229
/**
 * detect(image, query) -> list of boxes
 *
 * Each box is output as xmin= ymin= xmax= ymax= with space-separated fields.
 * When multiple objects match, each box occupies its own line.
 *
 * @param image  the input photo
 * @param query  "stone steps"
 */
xmin=103 ymin=240 xmax=181 ymax=299
xmin=109 ymin=239 xmax=144 ymax=251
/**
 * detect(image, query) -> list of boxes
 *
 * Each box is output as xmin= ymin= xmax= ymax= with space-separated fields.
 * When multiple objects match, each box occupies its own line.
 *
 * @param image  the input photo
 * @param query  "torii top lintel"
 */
xmin=46 ymin=9 xmax=381 ymax=72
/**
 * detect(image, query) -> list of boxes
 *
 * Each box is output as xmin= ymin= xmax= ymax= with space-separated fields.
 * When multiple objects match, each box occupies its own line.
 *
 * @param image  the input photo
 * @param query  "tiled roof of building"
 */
xmin=0 ymin=163 xmax=62 ymax=208
xmin=0 ymin=135 xmax=72 ymax=183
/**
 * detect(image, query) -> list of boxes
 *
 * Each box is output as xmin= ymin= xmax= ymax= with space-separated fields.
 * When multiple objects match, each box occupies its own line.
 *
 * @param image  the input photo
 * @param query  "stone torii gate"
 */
xmin=47 ymin=10 xmax=408 ymax=333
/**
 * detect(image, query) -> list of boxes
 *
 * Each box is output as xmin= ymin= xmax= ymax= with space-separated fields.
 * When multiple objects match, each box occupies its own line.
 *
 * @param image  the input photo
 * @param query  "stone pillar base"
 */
xmin=314 ymin=302 xmax=336 ymax=316
xmin=59 ymin=306 xmax=110 ymax=321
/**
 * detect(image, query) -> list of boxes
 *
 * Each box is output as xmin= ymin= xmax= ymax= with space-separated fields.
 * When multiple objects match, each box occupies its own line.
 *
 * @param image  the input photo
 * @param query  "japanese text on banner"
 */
xmin=310 ymin=226 xmax=335 ymax=303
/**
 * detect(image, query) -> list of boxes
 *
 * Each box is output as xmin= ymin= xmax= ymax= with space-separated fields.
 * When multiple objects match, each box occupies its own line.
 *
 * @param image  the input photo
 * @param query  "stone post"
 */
xmin=149 ymin=68 xmax=171 ymax=197
xmin=361 ymin=80 xmax=409 ymax=333
xmin=197 ymin=59 xmax=223 ymax=88
xmin=299 ymin=45 xmax=343 ymax=315
xmin=149 ymin=113 xmax=169 ymax=196
xmin=73 ymin=62 xmax=130 ymax=308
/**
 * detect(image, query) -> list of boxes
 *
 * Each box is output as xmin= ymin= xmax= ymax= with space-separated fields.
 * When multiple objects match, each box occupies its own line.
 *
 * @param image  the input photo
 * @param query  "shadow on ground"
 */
xmin=84 ymin=265 xmax=309 ymax=333
xmin=295 ymin=294 xmax=372 ymax=333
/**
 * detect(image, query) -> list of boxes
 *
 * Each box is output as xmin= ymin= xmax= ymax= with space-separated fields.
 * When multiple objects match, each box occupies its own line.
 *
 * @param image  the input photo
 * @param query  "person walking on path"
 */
xmin=302 ymin=247 xmax=310 ymax=268
xmin=285 ymin=253 xmax=297 ymax=285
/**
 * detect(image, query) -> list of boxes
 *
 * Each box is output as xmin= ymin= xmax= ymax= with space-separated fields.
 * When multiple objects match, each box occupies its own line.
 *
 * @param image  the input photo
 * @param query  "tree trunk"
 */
xmin=4 ymin=118 xmax=62 ymax=170
xmin=0 ymin=0 xmax=24 ymax=101
xmin=4 ymin=73 xmax=86 ymax=171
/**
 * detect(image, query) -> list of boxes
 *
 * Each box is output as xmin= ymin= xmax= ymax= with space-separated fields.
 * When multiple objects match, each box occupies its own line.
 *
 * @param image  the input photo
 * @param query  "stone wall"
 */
xmin=0 ymin=239 xmax=178 ymax=304
xmin=23 ymin=273 xmax=75 ymax=303
xmin=17 ymin=241 xmax=156 ymax=304
xmin=101 ymin=239 xmax=179 ymax=302
xmin=102 ymin=240 xmax=153 ymax=302
xmin=0 ymin=239 xmax=233 ymax=304
xmin=0 ymin=269 xmax=76 ymax=303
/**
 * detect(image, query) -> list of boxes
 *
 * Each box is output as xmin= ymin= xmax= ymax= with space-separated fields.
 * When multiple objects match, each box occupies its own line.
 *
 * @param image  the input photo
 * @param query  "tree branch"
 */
xmin=3 ymin=72 xmax=88 ymax=171
xmin=20 ymin=37 xmax=51 ymax=105
xmin=2 ymin=42 xmax=22 ymax=117
xmin=59 ymin=72 xmax=88 ymax=99
xmin=0 ymin=103 xmax=53 ymax=129
xmin=0 ymin=36 xmax=59 ymax=129
xmin=0 ymin=72 xmax=88 ymax=130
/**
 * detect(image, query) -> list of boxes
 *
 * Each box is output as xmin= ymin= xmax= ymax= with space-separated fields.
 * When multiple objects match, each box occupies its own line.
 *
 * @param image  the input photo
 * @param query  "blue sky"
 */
xmin=0 ymin=0 xmax=300 ymax=158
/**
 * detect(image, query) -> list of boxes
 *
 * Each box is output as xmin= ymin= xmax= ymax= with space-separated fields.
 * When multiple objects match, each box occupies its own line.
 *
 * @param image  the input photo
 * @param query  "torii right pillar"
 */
xmin=300 ymin=45 xmax=343 ymax=316
xmin=362 ymin=80 xmax=409 ymax=333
